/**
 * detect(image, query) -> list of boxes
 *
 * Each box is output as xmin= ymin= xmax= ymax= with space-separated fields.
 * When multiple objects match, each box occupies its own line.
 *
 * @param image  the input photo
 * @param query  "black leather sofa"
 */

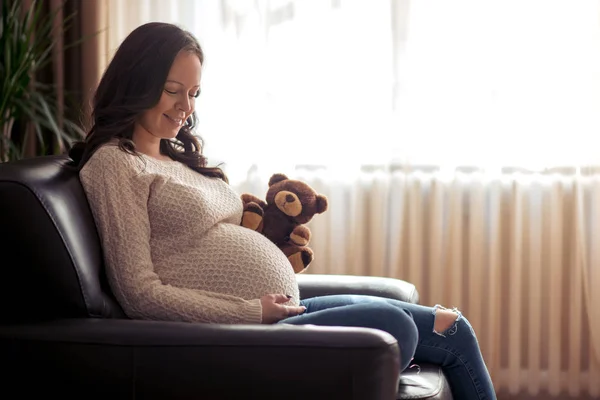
xmin=0 ymin=154 xmax=452 ymax=400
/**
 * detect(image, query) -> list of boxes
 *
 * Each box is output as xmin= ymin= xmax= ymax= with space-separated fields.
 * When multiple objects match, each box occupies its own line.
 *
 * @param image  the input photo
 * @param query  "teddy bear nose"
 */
xmin=286 ymin=194 xmax=295 ymax=203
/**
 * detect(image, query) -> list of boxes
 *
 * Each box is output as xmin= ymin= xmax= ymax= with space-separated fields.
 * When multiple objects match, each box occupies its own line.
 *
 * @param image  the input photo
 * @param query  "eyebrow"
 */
xmin=166 ymin=79 xmax=200 ymax=88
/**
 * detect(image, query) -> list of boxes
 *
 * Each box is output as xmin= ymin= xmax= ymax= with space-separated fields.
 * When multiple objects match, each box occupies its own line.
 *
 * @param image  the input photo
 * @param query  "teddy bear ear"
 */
xmin=269 ymin=173 xmax=289 ymax=187
xmin=316 ymin=195 xmax=329 ymax=213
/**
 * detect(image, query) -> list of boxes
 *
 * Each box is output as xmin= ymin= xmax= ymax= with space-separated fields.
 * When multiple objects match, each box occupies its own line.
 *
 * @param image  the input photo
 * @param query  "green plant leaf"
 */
xmin=1 ymin=0 xmax=89 ymax=161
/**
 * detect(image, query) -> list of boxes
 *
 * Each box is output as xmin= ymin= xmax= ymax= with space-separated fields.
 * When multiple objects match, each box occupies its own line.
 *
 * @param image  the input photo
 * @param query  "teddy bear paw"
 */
xmin=242 ymin=202 xmax=264 ymax=231
xmin=287 ymin=225 xmax=311 ymax=246
xmin=286 ymin=247 xmax=314 ymax=274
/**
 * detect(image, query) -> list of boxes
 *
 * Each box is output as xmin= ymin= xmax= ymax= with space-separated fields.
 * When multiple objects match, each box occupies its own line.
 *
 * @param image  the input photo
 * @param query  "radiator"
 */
xmin=290 ymin=166 xmax=600 ymax=397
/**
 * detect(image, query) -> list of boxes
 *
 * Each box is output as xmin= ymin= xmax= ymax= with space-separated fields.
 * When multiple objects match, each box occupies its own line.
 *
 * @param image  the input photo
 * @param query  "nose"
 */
xmin=177 ymin=96 xmax=192 ymax=113
xmin=285 ymin=194 xmax=295 ymax=203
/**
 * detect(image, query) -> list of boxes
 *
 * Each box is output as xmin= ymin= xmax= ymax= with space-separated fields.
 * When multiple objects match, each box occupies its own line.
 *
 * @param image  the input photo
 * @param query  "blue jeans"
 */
xmin=279 ymin=295 xmax=496 ymax=400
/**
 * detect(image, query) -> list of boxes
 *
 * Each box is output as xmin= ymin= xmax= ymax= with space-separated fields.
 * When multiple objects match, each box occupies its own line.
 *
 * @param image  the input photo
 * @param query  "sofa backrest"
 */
xmin=0 ymin=155 xmax=125 ymax=323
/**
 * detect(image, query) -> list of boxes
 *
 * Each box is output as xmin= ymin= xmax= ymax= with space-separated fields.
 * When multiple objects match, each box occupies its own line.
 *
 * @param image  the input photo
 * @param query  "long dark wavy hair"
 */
xmin=68 ymin=22 xmax=227 ymax=182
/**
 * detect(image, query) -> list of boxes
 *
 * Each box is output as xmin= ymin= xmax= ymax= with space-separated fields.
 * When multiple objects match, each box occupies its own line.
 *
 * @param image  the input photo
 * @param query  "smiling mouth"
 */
xmin=164 ymin=114 xmax=184 ymax=126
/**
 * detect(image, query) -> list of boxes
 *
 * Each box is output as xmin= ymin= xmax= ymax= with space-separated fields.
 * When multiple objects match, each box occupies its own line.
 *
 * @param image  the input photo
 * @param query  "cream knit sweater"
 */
xmin=79 ymin=143 xmax=299 ymax=324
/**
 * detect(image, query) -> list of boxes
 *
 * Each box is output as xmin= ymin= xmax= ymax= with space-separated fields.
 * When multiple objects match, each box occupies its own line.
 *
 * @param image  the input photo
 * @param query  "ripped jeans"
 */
xmin=279 ymin=295 xmax=497 ymax=400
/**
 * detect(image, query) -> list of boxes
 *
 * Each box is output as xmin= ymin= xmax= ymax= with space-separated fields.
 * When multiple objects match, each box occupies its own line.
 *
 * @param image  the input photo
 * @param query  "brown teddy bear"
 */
xmin=240 ymin=173 xmax=328 ymax=273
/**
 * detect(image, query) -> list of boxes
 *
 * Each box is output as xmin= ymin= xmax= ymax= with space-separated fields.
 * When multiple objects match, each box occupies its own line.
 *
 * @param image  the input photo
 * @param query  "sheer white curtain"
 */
xmin=100 ymin=0 xmax=600 ymax=175
xmin=194 ymin=0 xmax=396 ymax=183
xmin=393 ymin=0 xmax=600 ymax=170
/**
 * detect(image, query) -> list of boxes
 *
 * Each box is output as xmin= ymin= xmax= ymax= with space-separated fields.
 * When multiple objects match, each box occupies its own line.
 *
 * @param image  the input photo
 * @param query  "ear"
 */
xmin=316 ymin=195 xmax=328 ymax=213
xmin=269 ymin=173 xmax=289 ymax=187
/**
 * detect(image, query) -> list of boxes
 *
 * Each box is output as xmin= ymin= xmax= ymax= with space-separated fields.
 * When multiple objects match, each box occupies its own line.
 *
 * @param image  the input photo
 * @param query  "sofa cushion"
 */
xmin=0 ymin=155 xmax=125 ymax=322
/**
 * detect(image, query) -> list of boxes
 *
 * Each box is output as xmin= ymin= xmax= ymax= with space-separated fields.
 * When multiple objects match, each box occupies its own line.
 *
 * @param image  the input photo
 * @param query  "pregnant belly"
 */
xmin=154 ymin=223 xmax=300 ymax=305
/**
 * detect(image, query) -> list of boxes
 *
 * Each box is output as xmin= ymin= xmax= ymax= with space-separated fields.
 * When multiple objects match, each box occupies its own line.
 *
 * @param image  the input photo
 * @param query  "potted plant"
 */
xmin=0 ymin=0 xmax=86 ymax=162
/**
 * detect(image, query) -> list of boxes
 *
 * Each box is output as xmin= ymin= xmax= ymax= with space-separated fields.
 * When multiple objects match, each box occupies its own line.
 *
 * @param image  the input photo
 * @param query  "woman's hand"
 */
xmin=260 ymin=294 xmax=306 ymax=324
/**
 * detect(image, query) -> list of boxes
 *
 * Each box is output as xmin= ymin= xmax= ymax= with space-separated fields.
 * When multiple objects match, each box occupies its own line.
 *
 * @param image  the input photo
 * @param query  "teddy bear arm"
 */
xmin=241 ymin=193 xmax=268 ymax=208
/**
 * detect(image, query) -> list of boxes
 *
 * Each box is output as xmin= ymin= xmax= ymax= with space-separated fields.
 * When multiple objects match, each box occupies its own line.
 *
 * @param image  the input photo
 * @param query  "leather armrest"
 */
xmin=297 ymin=274 xmax=420 ymax=304
xmin=1 ymin=318 xmax=400 ymax=400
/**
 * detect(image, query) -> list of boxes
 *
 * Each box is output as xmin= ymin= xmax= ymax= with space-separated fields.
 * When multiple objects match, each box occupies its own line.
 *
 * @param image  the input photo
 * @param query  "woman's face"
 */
xmin=135 ymin=50 xmax=202 ymax=141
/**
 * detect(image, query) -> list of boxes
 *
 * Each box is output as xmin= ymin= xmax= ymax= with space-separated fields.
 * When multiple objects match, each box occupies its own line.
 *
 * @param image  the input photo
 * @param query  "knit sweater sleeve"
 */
xmin=80 ymin=146 xmax=263 ymax=324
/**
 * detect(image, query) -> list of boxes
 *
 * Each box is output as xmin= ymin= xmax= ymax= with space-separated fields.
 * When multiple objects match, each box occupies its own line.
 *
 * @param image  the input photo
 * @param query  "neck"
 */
xmin=132 ymin=124 xmax=163 ymax=158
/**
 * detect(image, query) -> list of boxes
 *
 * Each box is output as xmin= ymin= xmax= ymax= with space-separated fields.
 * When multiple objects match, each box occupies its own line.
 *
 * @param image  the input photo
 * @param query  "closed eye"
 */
xmin=164 ymin=89 xmax=201 ymax=98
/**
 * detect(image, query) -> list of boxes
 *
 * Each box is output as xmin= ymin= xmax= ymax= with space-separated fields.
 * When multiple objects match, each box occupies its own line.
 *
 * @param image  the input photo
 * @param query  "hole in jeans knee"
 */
xmin=432 ymin=304 xmax=462 ymax=337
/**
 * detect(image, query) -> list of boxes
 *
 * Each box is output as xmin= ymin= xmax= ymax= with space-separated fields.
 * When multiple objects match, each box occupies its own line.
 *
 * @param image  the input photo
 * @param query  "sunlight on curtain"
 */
xmin=395 ymin=0 xmax=600 ymax=170
xmin=193 ymin=0 xmax=396 ymax=184
xmin=101 ymin=0 xmax=600 ymax=177
xmin=185 ymin=0 xmax=600 ymax=181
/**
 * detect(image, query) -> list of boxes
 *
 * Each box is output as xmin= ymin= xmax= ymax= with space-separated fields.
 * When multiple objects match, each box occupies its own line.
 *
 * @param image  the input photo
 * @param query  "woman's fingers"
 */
xmin=282 ymin=305 xmax=306 ymax=317
xmin=272 ymin=293 xmax=292 ymax=304
xmin=260 ymin=294 xmax=306 ymax=323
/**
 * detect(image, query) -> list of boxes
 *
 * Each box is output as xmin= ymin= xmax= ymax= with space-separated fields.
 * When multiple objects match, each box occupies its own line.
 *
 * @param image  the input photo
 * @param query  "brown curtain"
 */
xmin=18 ymin=0 xmax=106 ymax=157
xmin=64 ymin=0 xmax=107 ymax=131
